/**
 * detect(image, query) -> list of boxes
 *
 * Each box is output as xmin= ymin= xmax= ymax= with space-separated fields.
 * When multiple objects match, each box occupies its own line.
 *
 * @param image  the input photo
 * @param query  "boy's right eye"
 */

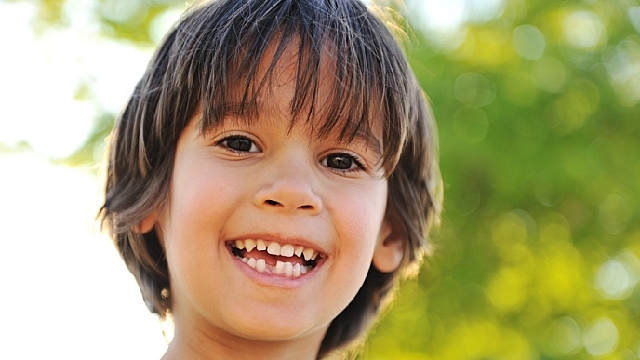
xmin=217 ymin=135 xmax=260 ymax=153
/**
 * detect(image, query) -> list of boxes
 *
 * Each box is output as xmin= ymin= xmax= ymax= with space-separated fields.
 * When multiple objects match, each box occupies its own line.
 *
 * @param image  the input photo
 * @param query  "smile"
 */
xmin=229 ymin=239 xmax=326 ymax=278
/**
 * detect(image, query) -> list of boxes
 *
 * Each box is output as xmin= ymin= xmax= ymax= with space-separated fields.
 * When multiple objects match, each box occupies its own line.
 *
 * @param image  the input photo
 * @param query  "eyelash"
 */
xmin=215 ymin=134 xmax=368 ymax=173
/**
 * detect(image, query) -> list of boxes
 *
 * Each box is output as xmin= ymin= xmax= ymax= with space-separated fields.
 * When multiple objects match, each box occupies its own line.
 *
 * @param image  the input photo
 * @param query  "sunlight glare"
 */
xmin=0 ymin=1 xmax=152 ymax=159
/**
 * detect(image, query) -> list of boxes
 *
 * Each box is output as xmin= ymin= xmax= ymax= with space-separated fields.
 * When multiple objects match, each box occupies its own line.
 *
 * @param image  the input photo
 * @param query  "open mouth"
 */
xmin=229 ymin=239 xmax=325 ymax=278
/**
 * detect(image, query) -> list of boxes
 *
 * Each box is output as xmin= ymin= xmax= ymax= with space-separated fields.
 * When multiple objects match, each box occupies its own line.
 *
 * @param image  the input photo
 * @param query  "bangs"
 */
xmin=165 ymin=0 xmax=412 ymax=174
xmin=200 ymin=35 xmax=378 ymax=148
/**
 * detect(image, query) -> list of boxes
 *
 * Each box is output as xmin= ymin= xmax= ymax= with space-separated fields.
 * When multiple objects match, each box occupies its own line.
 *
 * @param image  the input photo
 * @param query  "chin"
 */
xmin=225 ymin=311 xmax=329 ymax=342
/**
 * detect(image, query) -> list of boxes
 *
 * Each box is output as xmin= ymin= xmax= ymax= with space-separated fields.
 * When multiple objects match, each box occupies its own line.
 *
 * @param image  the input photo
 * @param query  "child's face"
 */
xmin=146 ymin=48 xmax=402 ymax=347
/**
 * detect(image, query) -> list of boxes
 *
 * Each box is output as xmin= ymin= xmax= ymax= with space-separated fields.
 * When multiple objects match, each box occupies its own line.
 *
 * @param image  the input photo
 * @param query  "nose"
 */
xmin=253 ymin=155 xmax=323 ymax=215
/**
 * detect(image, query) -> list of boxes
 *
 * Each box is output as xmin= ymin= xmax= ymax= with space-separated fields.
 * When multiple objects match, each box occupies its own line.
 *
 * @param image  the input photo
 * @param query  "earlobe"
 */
xmin=372 ymin=213 xmax=405 ymax=273
xmin=133 ymin=210 xmax=159 ymax=234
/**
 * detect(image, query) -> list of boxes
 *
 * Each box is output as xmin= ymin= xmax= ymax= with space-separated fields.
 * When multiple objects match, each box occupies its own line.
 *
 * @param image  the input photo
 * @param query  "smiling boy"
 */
xmin=100 ymin=0 xmax=441 ymax=359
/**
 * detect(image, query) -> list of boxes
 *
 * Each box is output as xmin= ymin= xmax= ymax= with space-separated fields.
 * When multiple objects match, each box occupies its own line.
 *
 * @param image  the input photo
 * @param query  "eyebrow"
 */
xmin=342 ymin=127 xmax=383 ymax=160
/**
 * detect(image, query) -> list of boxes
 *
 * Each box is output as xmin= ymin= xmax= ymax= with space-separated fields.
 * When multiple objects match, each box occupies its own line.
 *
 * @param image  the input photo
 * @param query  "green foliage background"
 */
xmin=15 ymin=0 xmax=640 ymax=358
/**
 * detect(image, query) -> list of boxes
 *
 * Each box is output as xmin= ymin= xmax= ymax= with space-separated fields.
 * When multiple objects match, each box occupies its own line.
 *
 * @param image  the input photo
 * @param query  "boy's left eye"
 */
xmin=322 ymin=153 xmax=363 ymax=171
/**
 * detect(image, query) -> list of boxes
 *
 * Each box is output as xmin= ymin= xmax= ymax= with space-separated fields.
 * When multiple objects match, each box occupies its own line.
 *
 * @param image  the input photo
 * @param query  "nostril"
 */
xmin=265 ymin=199 xmax=282 ymax=207
xmin=299 ymin=205 xmax=313 ymax=210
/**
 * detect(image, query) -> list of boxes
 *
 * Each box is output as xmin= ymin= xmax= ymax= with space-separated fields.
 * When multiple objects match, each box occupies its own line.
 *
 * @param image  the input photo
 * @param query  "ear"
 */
xmin=372 ymin=211 xmax=405 ymax=273
xmin=133 ymin=210 xmax=159 ymax=234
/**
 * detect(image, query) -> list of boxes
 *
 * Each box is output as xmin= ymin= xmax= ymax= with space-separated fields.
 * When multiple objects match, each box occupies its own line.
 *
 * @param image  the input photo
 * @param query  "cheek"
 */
xmin=163 ymin=160 xmax=248 ymax=290
xmin=325 ymin=182 xmax=388 ymax=310
xmin=161 ymin=159 xmax=248 ymax=265
xmin=171 ymin=159 xmax=246 ymax=219
xmin=331 ymin=181 xmax=388 ymax=255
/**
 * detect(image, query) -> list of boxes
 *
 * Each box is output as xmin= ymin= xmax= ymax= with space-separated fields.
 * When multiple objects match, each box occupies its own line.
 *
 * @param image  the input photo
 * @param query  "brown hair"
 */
xmin=99 ymin=0 xmax=442 ymax=356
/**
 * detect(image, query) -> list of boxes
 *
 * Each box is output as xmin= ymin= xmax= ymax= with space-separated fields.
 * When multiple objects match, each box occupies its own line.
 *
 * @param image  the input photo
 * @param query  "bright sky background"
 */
xmin=0 ymin=153 xmax=167 ymax=359
xmin=0 ymin=1 xmax=168 ymax=358
xmin=0 ymin=0 xmax=156 ymax=159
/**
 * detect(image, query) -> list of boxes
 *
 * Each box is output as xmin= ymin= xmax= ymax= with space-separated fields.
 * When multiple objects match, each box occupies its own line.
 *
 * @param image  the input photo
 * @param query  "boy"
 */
xmin=100 ymin=0 xmax=442 ymax=358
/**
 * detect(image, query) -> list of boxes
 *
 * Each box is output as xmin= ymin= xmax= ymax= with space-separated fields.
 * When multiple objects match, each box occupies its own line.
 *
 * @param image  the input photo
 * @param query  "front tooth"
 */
xmin=281 ymin=244 xmax=295 ymax=257
xmin=247 ymin=258 xmax=257 ymax=268
xmin=267 ymin=242 xmax=281 ymax=255
xmin=235 ymin=240 xmax=245 ymax=249
xmin=293 ymin=263 xmax=301 ymax=277
xmin=294 ymin=246 xmax=303 ymax=257
xmin=284 ymin=262 xmax=293 ymax=277
xmin=256 ymin=239 xmax=267 ymax=251
xmin=275 ymin=261 xmax=285 ymax=274
xmin=245 ymin=239 xmax=256 ymax=252
xmin=302 ymin=247 xmax=315 ymax=261
xmin=256 ymin=259 xmax=266 ymax=272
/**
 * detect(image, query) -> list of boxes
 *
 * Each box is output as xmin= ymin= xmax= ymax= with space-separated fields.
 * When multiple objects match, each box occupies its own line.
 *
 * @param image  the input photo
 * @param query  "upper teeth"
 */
xmin=234 ymin=239 xmax=319 ymax=261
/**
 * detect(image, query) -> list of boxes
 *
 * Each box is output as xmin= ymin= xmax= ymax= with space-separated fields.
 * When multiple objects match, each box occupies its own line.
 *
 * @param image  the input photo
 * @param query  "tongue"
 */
xmin=242 ymin=249 xmax=305 ymax=266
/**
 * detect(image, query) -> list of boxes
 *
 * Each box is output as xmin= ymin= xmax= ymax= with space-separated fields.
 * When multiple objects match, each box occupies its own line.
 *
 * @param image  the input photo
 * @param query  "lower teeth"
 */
xmin=239 ymin=256 xmax=311 ymax=277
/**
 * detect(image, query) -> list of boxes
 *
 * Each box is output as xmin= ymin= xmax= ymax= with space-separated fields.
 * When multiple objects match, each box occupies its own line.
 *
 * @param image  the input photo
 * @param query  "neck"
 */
xmin=160 ymin=318 xmax=325 ymax=360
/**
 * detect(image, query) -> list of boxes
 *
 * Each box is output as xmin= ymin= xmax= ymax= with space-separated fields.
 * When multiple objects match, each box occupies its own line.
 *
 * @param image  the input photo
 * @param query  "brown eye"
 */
xmin=221 ymin=136 xmax=258 ymax=153
xmin=325 ymin=154 xmax=354 ymax=169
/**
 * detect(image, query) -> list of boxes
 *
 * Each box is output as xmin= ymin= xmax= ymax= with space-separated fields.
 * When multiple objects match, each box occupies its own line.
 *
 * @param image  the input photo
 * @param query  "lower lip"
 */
xmin=227 ymin=247 xmax=324 ymax=288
